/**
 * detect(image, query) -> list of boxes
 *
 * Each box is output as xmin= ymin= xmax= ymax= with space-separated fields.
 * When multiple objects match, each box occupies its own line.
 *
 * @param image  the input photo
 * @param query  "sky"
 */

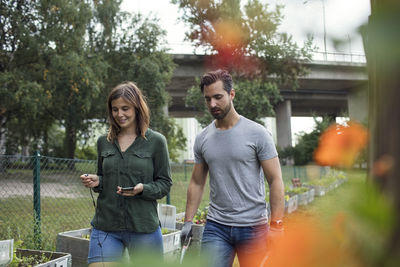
xmin=121 ymin=0 xmax=371 ymax=55
xmin=120 ymin=0 xmax=371 ymax=143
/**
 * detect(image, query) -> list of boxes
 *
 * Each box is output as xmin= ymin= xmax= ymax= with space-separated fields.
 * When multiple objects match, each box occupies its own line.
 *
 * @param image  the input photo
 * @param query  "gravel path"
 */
xmin=0 ymin=181 xmax=85 ymax=198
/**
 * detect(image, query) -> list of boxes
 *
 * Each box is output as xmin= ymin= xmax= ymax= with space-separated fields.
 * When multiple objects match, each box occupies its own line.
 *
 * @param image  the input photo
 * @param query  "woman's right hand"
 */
xmin=80 ymin=174 xmax=99 ymax=188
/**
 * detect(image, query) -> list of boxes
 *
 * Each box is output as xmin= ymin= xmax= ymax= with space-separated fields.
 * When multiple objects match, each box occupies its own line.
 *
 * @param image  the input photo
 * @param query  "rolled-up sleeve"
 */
xmin=140 ymin=134 xmax=172 ymax=200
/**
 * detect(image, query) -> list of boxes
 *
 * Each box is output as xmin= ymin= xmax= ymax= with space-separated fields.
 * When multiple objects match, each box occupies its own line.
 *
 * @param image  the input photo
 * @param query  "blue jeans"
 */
xmin=88 ymin=227 xmax=163 ymax=264
xmin=201 ymin=220 xmax=269 ymax=267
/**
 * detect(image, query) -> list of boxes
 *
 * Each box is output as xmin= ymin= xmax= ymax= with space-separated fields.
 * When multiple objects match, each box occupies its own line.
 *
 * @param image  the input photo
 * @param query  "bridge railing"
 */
xmin=167 ymin=42 xmax=367 ymax=64
xmin=312 ymin=51 xmax=366 ymax=64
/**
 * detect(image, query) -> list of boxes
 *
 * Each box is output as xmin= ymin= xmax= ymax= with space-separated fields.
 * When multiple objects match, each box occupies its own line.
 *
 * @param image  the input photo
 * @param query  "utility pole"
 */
xmin=304 ymin=0 xmax=327 ymax=60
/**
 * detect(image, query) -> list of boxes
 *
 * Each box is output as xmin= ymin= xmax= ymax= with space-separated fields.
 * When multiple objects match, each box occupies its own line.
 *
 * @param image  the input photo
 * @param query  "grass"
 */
xmin=1 ymin=196 xmax=94 ymax=250
xmin=4 ymin=165 xmax=392 ymax=266
xmin=277 ymin=169 xmax=397 ymax=266
xmin=0 ymin=163 xmax=328 ymax=252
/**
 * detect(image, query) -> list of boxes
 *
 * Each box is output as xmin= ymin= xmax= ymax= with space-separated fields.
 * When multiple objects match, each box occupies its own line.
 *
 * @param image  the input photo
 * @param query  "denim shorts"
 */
xmin=201 ymin=220 xmax=269 ymax=267
xmin=88 ymin=227 xmax=163 ymax=264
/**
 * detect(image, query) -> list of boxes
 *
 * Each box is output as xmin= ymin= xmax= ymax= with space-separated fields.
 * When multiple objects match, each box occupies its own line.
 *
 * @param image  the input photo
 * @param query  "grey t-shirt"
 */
xmin=194 ymin=116 xmax=278 ymax=226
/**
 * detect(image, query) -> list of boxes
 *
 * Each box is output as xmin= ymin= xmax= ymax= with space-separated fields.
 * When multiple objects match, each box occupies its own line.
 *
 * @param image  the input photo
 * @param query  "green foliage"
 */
xmin=41 ymin=124 xmax=65 ymax=158
xmin=9 ymin=240 xmax=51 ymax=267
xmin=293 ymin=117 xmax=332 ymax=165
xmin=347 ymin=183 xmax=396 ymax=266
xmin=193 ymin=207 xmax=208 ymax=225
xmin=279 ymin=116 xmax=332 ymax=165
xmin=153 ymin=117 xmax=187 ymax=162
xmin=1 ymin=0 xmax=185 ymax=160
xmin=176 ymin=0 xmax=314 ymax=125
xmin=75 ymin=145 xmax=97 ymax=160
xmin=286 ymin=186 xmax=309 ymax=195
xmin=306 ymin=170 xmax=346 ymax=187
xmin=185 ymin=77 xmax=282 ymax=127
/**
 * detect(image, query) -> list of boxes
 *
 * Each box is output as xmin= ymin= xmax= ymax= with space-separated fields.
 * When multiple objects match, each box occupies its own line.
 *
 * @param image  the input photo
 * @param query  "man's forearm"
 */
xmin=269 ymin=177 xmax=285 ymax=221
xmin=184 ymin=180 xmax=205 ymax=222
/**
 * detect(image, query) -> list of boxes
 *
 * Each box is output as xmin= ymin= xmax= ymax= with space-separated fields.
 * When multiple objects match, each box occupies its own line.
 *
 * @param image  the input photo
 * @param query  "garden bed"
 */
xmin=285 ymin=195 xmax=298 ymax=214
xmin=15 ymin=248 xmax=71 ymax=267
xmin=56 ymin=227 xmax=181 ymax=266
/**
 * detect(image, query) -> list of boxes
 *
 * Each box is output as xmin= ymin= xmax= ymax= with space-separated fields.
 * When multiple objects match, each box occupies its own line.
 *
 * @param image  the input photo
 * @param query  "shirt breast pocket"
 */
xmin=101 ymin=150 xmax=116 ymax=176
xmin=128 ymin=151 xmax=153 ymax=181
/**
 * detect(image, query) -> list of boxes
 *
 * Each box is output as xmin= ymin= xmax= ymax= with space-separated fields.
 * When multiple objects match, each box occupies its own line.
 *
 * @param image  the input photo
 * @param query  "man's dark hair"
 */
xmin=200 ymin=69 xmax=233 ymax=93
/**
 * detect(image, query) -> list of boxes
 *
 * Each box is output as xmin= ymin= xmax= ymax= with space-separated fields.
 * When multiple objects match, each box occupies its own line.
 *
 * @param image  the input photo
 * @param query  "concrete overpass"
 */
xmin=166 ymin=54 xmax=368 ymax=148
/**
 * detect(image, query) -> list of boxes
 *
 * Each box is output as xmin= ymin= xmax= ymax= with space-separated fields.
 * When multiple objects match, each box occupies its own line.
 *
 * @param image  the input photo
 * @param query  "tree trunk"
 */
xmin=64 ymin=122 xmax=76 ymax=169
xmin=365 ymin=0 xmax=400 ymax=263
xmin=0 ymin=115 xmax=8 ymax=173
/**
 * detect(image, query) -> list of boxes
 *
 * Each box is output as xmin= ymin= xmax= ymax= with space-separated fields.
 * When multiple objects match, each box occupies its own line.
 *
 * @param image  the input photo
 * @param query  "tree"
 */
xmin=364 ymin=0 xmax=400 ymax=263
xmin=92 ymin=10 xmax=186 ymax=162
xmin=291 ymin=117 xmax=331 ymax=165
xmin=1 ymin=0 xmax=185 ymax=161
xmin=173 ymin=0 xmax=314 ymax=125
xmin=37 ymin=0 xmax=109 ymax=159
xmin=0 ymin=0 xmax=53 ymax=155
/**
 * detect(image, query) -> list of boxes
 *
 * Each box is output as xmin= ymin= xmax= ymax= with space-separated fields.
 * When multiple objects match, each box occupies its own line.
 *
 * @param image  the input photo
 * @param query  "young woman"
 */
xmin=80 ymin=81 xmax=172 ymax=266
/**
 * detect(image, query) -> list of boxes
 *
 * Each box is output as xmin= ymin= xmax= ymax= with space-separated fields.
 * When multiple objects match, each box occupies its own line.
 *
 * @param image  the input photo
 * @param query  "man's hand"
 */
xmin=180 ymin=221 xmax=193 ymax=246
xmin=268 ymin=224 xmax=284 ymax=250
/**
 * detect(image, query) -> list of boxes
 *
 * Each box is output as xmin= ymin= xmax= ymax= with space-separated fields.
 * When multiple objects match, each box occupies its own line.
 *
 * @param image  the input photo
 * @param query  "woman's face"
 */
xmin=111 ymin=97 xmax=136 ymax=131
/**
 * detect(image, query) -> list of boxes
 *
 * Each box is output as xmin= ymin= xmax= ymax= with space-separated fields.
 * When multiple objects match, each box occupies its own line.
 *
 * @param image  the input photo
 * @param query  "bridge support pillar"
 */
xmin=348 ymin=84 xmax=368 ymax=124
xmin=275 ymin=100 xmax=293 ymax=149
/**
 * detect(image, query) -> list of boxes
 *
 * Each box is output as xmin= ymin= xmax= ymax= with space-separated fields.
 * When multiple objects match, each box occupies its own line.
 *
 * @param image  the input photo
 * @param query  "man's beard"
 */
xmin=210 ymin=102 xmax=231 ymax=120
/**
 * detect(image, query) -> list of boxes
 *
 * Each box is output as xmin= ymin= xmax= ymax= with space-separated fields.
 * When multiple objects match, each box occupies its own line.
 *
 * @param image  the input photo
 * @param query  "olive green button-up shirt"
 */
xmin=91 ymin=129 xmax=172 ymax=233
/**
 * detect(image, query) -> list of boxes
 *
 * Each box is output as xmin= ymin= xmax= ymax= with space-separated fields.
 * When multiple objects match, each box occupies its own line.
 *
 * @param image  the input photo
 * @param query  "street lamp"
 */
xmin=304 ymin=0 xmax=327 ymax=60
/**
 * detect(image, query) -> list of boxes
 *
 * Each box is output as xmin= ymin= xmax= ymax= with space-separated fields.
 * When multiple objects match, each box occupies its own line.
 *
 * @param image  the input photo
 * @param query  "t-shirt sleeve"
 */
xmin=257 ymin=128 xmax=278 ymax=161
xmin=193 ymin=134 xmax=205 ymax=164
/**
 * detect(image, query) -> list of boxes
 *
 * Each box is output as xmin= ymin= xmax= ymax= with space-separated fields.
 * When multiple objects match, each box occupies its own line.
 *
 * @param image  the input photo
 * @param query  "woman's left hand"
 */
xmin=116 ymin=183 xmax=144 ymax=197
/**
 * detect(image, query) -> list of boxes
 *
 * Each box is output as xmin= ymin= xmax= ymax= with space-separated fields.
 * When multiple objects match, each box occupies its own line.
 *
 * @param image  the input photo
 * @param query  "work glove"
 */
xmin=180 ymin=221 xmax=193 ymax=247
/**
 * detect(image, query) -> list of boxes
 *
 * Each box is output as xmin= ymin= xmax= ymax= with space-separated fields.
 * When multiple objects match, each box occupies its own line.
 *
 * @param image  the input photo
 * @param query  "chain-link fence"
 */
xmin=0 ymin=153 xmax=96 ymax=251
xmin=0 ymin=153 xmax=328 ymax=251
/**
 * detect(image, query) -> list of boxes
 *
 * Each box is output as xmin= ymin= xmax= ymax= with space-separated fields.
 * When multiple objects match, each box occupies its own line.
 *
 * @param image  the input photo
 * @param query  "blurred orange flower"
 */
xmin=204 ymin=19 xmax=261 ymax=75
xmin=372 ymin=154 xmax=394 ymax=177
xmin=237 ymin=215 xmax=359 ymax=267
xmin=213 ymin=20 xmax=246 ymax=51
xmin=314 ymin=121 xmax=368 ymax=168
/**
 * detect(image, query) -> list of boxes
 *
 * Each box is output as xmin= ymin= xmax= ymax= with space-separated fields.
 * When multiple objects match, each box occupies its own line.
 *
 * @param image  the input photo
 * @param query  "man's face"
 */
xmin=203 ymin=80 xmax=234 ymax=120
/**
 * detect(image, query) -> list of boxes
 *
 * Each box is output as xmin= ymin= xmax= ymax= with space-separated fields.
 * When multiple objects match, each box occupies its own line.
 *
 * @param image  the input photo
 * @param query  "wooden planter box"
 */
xmin=162 ymin=229 xmax=181 ymax=254
xmin=56 ymin=227 xmax=180 ymax=266
xmin=16 ymin=248 xmax=71 ymax=267
xmin=284 ymin=195 xmax=298 ymax=214
xmin=56 ymin=228 xmax=91 ymax=267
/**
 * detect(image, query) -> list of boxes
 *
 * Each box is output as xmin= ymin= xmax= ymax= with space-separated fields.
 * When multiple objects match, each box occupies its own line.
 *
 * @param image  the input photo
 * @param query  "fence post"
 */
xmin=166 ymin=193 xmax=170 ymax=205
xmin=184 ymin=160 xmax=187 ymax=181
xmin=33 ymin=151 xmax=41 ymax=249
